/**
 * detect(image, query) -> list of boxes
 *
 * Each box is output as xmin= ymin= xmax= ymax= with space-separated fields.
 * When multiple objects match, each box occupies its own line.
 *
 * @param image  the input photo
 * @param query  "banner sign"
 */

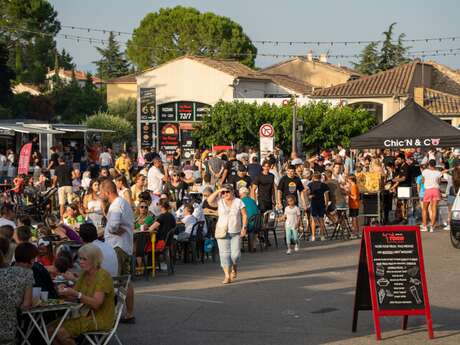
xmin=140 ymin=88 xmax=156 ymax=122
xmin=352 ymin=226 xmax=433 ymax=340
xmin=140 ymin=123 xmax=156 ymax=148
xmin=383 ymin=138 xmax=440 ymax=148
xmin=158 ymin=101 xmax=210 ymax=122
xmin=18 ymin=143 xmax=32 ymax=175
xmin=159 ymin=123 xmax=180 ymax=155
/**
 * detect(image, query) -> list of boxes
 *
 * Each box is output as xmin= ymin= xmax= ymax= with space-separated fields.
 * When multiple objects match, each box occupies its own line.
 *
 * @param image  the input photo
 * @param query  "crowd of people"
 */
xmin=0 ymin=141 xmax=459 ymax=344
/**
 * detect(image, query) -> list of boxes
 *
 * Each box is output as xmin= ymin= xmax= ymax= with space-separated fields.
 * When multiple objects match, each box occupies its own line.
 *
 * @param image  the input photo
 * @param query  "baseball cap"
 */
xmin=291 ymin=158 xmax=303 ymax=165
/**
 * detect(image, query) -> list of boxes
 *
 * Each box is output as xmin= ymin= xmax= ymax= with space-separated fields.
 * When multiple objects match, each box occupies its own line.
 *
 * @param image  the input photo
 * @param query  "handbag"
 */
xmin=214 ymin=223 xmax=228 ymax=239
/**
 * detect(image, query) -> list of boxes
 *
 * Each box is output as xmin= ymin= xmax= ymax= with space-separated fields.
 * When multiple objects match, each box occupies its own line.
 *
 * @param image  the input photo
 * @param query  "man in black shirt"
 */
xmin=394 ymin=153 xmax=410 ymax=223
xmin=221 ymin=150 xmax=243 ymax=185
xmin=47 ymin=146 xmax=59 ymax=172
xmin=233 ymin=165 xmax=252 ymax=197
xmin=251 ymin=161 xmax=276 ymax=213
xmin=53 ymin=157 xmax=73 ymax=218
xmin=277 ymin=165 xmax=306 ymax=209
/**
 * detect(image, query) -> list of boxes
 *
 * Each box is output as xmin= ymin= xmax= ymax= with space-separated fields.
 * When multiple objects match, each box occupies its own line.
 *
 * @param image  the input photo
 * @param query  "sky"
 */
xmin=49 ymin=0 xmax=460 ymax=73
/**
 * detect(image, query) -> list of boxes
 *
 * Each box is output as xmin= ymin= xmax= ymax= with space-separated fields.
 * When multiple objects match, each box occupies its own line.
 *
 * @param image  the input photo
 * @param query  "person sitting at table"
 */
xmin=46 ymin=215 xmax=82 ymax=243
xmin=133 ymin=201 xmax=154 ymax=275
xmin=130 ymin=174 xmax=147 ymax=207
xmin=0 ymin=238 xmax=33 ymax=345
xmin=148 ymin=199 xmax=176 ymax=252
xmin=48 ymin=243 xmax=115 ymax=345
xmin=175 ymin=203 xmax=197 ymax=242
xmin=164 ymin=170 xmax=189 ymax=210
xmin=176 ymin=195 xmax=208 ymax=236
xmin=15 ymin=242 xmax=58 ymax=299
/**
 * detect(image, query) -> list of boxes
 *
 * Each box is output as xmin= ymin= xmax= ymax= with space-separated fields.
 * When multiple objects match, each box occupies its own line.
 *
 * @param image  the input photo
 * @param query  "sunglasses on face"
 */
xmin=139 ymin=205 xmax=148 ymax=209
xmin=220 ymin=190 xmax=231 ymax=195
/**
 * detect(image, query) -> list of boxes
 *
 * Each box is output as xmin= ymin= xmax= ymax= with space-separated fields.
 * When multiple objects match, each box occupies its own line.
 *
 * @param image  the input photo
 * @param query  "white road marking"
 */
xmin=139 ymin=293 xmax=224 ymax=304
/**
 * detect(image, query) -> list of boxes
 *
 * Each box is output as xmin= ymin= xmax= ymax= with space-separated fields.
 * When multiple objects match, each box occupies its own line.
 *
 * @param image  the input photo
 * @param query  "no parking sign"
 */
xmin=259 ymin=123 xmax=274 ymax=160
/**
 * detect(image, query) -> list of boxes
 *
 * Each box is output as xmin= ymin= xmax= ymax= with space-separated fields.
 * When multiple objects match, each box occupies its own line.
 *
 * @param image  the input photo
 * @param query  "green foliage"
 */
xmin=126 ymin=6 xmax=257 ymax=69
xmin=94 ymin=32 xmax=130 ymax=80
xmin=108 ymin=97 xmax=137 ymax=128
xmin=353 ymin=23 xmax=410 ymax=75
xmin=0 ymin=0 xmax=61 ymax=84
xmin=85 ymin=111 xmax=133 ymax=145
xmin=57 ymin=49 xmax=75 ymax=70
xmin=193 ymin=101 xmax=375 ymax=152
xmin=0 ymin=41 xmax=15 ymax=106
xmin=51 ymin=79 xmax=106 ymax=124
xmin=11 ymin=92 xmax=54 ymax=121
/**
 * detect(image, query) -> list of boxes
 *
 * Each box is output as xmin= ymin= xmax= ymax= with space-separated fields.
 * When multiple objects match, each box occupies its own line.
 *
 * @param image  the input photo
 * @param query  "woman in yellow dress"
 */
xmin=48 ymin=243 xmax=115 ymax=345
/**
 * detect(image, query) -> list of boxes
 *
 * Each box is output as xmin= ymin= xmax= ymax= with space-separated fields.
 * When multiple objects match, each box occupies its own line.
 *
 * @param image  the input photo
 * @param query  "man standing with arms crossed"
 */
xmin=100 ymin=179 xmax=135 ymax=323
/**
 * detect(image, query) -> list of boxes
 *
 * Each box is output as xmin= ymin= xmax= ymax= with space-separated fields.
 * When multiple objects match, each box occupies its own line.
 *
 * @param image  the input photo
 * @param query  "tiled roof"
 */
xmin=262 ymin=56 xmax=362 ymax=76
xmin=264 ymin=73 xmax=313 ymax=95
xmin=186 ymin=56 xmax=270 ymax=80
xmin=312 ymin=61 xmax=419 ymax=98
xmin=424 ymin=88 xmax=460 ymax=115
xmin=47 ymin=69 xmax=104 ymax=84
xmin=141 ymin=55 xmax=269 ymax=81
xmin=106 ymin=74 xmax=137 ymax=84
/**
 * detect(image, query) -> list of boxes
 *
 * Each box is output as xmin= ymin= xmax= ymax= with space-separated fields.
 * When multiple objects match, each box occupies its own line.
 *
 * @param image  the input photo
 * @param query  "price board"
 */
xmin=352 ymin=226 xmax=433 ymax=340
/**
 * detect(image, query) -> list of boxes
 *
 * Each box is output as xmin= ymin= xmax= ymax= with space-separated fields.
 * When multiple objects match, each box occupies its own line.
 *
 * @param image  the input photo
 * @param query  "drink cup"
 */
xmin=40 ymin=291 xmax=49 ymax=302
xmin=32 ymin=287 xmax=41 ymax=305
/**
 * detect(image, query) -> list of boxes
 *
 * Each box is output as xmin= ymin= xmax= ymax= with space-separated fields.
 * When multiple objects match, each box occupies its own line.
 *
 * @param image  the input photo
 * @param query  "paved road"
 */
xmin=118 ymin=231 xmax=460 ymax=345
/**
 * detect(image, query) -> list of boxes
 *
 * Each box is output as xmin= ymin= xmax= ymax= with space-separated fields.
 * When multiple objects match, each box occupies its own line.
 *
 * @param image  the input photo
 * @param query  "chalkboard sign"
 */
xmin=159 ymin=103 xmax=177 ymax=122
xmin=140 ymin=122 xmax=155 ymax=148
xmin=352 ymin=226 xmax=433 ymax=340
xmin=140 ymin=88 xmax=156 ymax=122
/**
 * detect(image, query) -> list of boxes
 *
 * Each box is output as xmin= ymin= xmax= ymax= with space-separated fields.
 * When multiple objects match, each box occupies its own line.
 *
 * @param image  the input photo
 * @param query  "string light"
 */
xmin=2 ymin=24 xmax=459 ymax=60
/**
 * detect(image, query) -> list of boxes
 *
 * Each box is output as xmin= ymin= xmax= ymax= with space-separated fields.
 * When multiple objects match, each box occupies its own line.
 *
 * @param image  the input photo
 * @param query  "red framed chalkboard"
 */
xmin=352 ymin=226 xmax=433 ymax=340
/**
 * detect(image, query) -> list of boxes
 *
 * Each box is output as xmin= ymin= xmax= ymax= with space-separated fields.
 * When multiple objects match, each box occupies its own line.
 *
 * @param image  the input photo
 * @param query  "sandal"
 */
xmin=230 ymin=270 xmax=237 ymax=280
xmin=222 ymin=277 xmax=232 ymax=284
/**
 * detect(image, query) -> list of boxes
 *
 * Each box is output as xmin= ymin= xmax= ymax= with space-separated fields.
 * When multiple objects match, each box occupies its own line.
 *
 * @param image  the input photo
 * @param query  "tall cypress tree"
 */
xmin=94 ymin=32 xmax=130 ymax=80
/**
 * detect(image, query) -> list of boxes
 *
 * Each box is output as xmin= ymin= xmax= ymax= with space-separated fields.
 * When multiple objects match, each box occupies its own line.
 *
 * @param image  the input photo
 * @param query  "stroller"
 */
xmin=19 ymin=187 xmax=58 ymax=222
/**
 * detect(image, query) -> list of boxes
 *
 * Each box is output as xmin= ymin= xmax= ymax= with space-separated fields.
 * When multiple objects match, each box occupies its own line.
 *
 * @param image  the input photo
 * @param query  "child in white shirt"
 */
xmin=175 ymin=204 xmax=197 ymax=242
xmin=282 ymin=195 xmax=301 ymax=254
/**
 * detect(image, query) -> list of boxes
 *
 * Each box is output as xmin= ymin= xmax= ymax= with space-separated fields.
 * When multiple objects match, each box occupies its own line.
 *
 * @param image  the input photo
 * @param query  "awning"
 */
xmin=0 ymin=124 xmax=63 ymax=135
xmin=52 ymin=124 xmax=114 ymax=133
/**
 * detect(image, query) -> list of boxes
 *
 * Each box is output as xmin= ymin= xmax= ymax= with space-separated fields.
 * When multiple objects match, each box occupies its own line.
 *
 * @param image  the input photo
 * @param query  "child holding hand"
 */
xmin=283 ymin=195 xmax=301 ymax=255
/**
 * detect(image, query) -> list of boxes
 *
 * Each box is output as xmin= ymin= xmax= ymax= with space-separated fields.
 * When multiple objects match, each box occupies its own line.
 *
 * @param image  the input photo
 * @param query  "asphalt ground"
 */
xmin=118 ymin=229 xmax=460 ymax=345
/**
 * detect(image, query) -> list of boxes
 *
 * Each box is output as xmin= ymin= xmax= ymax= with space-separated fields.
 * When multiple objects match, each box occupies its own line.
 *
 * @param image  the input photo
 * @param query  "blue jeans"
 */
xmin=286 ymin=227 xmax=299 ymax=246
xmin=217 ymin=233 xmax=241 ymax=268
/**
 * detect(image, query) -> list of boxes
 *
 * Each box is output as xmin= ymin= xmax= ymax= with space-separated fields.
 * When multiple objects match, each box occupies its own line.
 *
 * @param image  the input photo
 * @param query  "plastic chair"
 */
xmin=155 ymin=227 xmax=176 ymax=275
xmin=263 ymin=211 xmax=279 ymax=248
xmin=248 ymin=214 xmax=263 ymax=252
xmin=82 ymin=275 xmax=130 ymax=345
xmin=204 ymin=215 xmax=218 ymax=262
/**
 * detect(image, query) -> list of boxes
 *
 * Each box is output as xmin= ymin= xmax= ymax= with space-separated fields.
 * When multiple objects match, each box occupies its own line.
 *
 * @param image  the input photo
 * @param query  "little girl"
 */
xmin=283 ymin=194 xmax=301 ymax=254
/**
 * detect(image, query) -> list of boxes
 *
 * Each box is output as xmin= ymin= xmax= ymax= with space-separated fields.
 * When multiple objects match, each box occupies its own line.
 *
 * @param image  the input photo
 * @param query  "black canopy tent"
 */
xmin=350 ymin=101 xmax=460 ymax=149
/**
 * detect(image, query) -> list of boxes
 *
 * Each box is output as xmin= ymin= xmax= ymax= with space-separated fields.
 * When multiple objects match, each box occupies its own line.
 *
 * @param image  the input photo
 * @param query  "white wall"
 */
xmin=137 ymin=58 xmax=235 ymax=105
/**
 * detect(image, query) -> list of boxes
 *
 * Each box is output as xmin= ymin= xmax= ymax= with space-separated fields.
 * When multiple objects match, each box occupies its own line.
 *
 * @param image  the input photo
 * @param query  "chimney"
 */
xmin=414 ymin=87 xmax=424 ymax=106
xmin=306 ymin=50 xmax=313 ymax=62
xmin=319 ymin=53 xmax=328 ymax=63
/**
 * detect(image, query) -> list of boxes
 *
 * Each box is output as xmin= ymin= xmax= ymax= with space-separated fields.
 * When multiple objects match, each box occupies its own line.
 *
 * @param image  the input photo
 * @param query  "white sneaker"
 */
xmin=286 ymin=249 xmax=292 ymax=255
xmin=420 ymin=225 xmax=428 ymax=232
xmin=429 ymin=225 xmax=434 ymax=233
xmin=320 ymin=236 xmax=326 ymax=241
xmin=294 ymin=244 xmax=299 ymax=252
xmin=444 ymin=225 xmax=451 ymax=231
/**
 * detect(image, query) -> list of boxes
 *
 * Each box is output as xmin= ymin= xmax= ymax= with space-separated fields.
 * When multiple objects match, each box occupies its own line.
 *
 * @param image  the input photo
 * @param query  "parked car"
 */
xmin=450 ymin=190 xmax=460 ymax=248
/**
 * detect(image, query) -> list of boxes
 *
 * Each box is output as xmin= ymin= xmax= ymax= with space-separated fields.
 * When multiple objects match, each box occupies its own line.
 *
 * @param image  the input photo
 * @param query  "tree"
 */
xmin=126 ymin=6 xmax=257 ymax=69
xmin=58 ymin=49 xmax=75 ymax=70
xmin=0 ymin=42 xmax=15 ymax=107
xmin=94 ymin=31 xmax=130 ymax=80
xmin=0 ymin=0 xmax=61 ymax=84
xmin=85 ymin=112 xmax=133 ymax=145
xmin=108 ymin=98 xmax=137 ymax=128
xmin=193 ymin=101 xmax=376 ymax=152
xmin=353 ymin=42 xmax=379 ymax=75
xmin=353 ymin=23 xmax=410 ymax=75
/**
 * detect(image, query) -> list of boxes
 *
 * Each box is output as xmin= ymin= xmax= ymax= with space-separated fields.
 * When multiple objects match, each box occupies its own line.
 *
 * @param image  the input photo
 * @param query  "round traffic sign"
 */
xmin=259 ymin=123 xmax=274 ymax=138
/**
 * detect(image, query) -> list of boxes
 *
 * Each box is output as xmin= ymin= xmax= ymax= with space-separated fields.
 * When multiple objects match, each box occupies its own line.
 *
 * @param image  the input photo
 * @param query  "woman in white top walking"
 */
xmin=207 ymin=184 xmax=247 ymax=284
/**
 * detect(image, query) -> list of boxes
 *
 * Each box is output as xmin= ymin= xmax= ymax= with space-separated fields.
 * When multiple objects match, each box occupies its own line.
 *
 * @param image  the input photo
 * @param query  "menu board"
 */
xmin=139 ymin=88 xmax=156 ymax=122
xmin=159 ymin=103 xmax=177 ymax=122
xmin=370 ymin=230 xmax=424 ymax=310
xmin=159 ymin=123 xmax=179 ymax=155
xmin=158 ymin=101 xmax=210 ymax=122
xmin=140 ymin=122 xmax=155 ymax=148
xmin=352 ymin=226 xmax=433 ymax=340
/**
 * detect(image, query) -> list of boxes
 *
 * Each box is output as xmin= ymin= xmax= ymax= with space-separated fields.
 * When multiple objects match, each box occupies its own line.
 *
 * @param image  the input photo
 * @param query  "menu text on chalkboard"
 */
xmin=352 ymin=226 xmax=433 ymax=341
